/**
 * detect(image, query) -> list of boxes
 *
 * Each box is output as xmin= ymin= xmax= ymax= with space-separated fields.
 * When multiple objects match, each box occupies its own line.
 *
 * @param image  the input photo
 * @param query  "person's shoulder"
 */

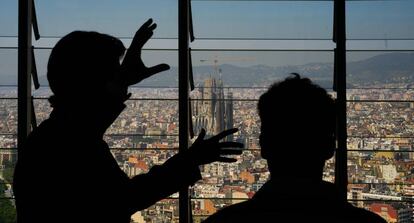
xmin=21 ymin=118 xmax=61 ymax=154
xmin=344 ymin=204 xmax=387 ymax=223
xmin=25 ymin=119 xmax=53 ymax=141
xmin=202 ymin=201 xmax=249 ymax=223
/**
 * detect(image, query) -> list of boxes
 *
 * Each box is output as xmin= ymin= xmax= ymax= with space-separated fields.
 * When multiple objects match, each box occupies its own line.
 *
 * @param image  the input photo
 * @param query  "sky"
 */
xmin=0 ymin=0 xmax=414 ymax=80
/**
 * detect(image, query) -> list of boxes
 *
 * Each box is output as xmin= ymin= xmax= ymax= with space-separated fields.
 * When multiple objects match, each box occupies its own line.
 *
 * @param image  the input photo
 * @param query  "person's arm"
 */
xmin=125 ymin=129 xmax=243 ymax=215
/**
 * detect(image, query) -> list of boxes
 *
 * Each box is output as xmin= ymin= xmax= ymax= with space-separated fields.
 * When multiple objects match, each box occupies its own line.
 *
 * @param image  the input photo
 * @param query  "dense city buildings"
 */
xmin=1 ymin=77 xmax=414 ymax=222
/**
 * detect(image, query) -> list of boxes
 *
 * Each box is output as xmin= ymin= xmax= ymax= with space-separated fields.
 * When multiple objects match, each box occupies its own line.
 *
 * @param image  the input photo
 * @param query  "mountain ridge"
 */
xmin=3 ymin=52 xmax=414 ymax=88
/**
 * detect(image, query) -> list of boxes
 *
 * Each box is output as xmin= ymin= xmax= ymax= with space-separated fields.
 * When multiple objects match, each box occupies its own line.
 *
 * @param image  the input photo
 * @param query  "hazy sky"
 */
xmin=1 ymin=0 xmax=414 ymax=78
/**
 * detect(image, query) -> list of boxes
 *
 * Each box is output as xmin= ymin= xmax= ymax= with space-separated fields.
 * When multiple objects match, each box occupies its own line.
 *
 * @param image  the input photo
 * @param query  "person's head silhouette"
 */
xmin=44 ymin=20 xmax=170 ymax=136
xmin=258 ymin=74 xmax=336 ymax=180
xmin=47 ymin=31 xmax=127 ymax=109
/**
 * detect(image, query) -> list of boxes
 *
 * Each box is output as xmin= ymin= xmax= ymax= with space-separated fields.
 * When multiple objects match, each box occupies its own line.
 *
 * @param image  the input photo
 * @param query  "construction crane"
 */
xmin=199 ymin=56 xmax=256 ymax=79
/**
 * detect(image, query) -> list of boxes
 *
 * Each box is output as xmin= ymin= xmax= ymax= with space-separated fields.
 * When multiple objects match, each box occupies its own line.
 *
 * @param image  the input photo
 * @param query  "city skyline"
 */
xmin=1 ymin=1 xmax=414 ymax=222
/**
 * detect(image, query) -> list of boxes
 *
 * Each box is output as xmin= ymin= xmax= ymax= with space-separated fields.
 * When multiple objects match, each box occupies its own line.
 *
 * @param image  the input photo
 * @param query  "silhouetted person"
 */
xmin=13 ymin=19 xmax=242 ymax=223
xmin=204 ymin=74 xmax=386 ymax=223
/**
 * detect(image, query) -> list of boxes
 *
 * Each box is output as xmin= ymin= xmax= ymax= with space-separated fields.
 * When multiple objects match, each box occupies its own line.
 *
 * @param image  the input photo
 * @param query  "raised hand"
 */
xmin=120 ymin=19 xmax=170 ymax=86
xmin=188 ymin=128 xmax=244 ymax=165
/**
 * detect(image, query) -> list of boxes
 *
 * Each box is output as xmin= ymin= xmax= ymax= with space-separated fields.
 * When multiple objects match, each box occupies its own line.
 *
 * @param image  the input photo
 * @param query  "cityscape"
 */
xmin=1 ymin=0 xmax=413 ymax=221
xmin=1 ymin=73 xmax=414 ymax=222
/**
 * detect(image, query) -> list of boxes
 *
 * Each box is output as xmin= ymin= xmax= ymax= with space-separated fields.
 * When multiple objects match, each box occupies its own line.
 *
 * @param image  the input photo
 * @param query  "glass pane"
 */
xmin=347 ymin=102 xmax=414 ymax=138
xmin=35 ymin=99 xmax=180 ymax=149
xmin=132 ymin=199 xmax=178 ymax=223
xmin=192 ymin=148 xmax=335 ymax=200
xmin=106 ymin=100 xmax=179 ymax=147
xmin=110 ymin=149 xmax=178 ymax=175
xmin=0 ymin=150 xmax=16 ymax=183
xmin=347 ymin=88 xmax=414 ymax=101
xmin=0 ymin=49 xmax=17 ymax=87
xmin=347 ymin=52 xmax=414 ymax=88
xmin=0 ymin=135 xmax=16 ymax=149
xmin=0 ymin=197 xmax=16 ymax=223
xmin=348 ymin=200 xmax=412 ymax=223
xmin=191 ymin=51 xmax=334 ymax=89
xmin=0 ymin=0 xmax=17 ymax=37
xmin=347 ymin=40 xmax=414 ymax=51
xmin=33 ymin=49 xmax=177 ymax=87
xmin=192 ymin=198 xmax=248 ymax=220
xmin=111 ymin=149 xmax=179 ymax=222
xmin=32 ymin=99 xmax=52 ymax=127
xmin=36 ymin=0 xmax=177 ymax=38
xmin=192 ymin=1 xmax=333 ymax=39
xmin=348 ymin=136 xmax=414 ymax=153
xmin=0 ymin=154 xmax=16 ymax=221
xmin=193 ymin=150 xmax=269 ymax=199
xmin=348 ymin=151 xmax=413 ymax=185
xmin=347 ymin=0 xmax=414 ymax=40
xmin=0 ymin=99 xmax=17 ymax=136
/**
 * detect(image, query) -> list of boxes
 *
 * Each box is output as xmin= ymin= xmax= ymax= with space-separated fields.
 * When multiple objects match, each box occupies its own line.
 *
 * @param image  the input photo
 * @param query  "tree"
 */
xmin=0 ymin=179 xmax=16 ymax=223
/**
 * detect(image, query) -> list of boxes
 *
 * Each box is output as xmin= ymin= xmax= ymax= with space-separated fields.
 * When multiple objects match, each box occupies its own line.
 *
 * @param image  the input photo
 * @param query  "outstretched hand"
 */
xmin=188 ymin=128 xmax=244 ymax=165
xmin=120 ymin=19 xmax=170 ymax=86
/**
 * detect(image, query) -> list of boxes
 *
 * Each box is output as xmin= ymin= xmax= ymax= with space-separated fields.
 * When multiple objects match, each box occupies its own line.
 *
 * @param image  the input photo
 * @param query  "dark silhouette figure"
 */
xmin=13 ymin=19 xmax=243 ymax=223
xmin=204 ymin=74 xmax=386 ymax=223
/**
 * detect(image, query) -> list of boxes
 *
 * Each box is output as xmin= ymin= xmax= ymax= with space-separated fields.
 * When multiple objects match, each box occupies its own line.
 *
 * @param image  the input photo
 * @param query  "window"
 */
xmin=190 ymin=1 xmax=335 ymax=220
xmin=346 ymin=0 xmax=414 ymax=221
xmin=3 ymin=1 xmax=413 ymax=223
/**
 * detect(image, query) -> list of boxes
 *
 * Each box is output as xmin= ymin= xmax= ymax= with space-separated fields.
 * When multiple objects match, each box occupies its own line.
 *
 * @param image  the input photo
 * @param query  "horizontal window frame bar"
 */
xmin=0 ymin=133 xmax=180 ymax=137
xmin=29 ymin=97 xmax=261 ymax=101
xmin=5 ymin=86 xmax=414 ymax=90
xmin=347 ymin=100 xmax=414 ymax=103
xmin=0 ymin=46 xmax=337 ymax=52
xmin=347 ymin=199 xmax=406 ymax=202
xmin=4 ymin=147 xmax=414 ymax=153
xmin=29 ymin=97 xmax=414 ymax=102
xmin=4 ymin=35 xmax=411 ymax=41
xmin=347 ymin=49 xmax=414 ymax=52
xmin=348 ymin=149 xmax=414 ymax=153
xmin=348 ymin=183 xmax=413 ymax=185
xmin=0 ymin=147 xmax=259 ymax=151
xmin=348 ymin=136 xmax=414 ymax=139
xmin=2 ymin=133 xmax=414 ymax=140
xmin=190 ymin=197 xmax=249 ymax=201
xmin=2 ymin=48 xmax=414 ymax=52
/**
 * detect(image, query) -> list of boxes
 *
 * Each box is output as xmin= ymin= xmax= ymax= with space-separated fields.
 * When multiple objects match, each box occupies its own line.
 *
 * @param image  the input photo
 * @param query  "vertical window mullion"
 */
xmin=334 ymin=0 xmax=348 ymax=200
xmin=178 ymin=0 xmax=191 ymax=222
xmin=18 ymin=0 xmax=33 ymax=148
